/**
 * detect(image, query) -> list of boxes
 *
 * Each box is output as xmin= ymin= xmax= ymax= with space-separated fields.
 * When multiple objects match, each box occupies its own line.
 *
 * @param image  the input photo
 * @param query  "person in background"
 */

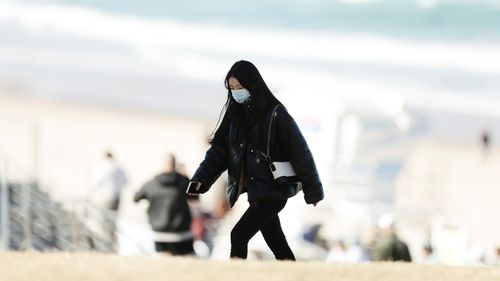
xmin=481 ymin=129 xmax=491 ymax=150
xmin=302 ymin=223 xmax=329 ymax=250
xmin=372 ymin=213 xmax=412 ymax=262
xmin=494 ymin=246 xmax=500 ymax=265
xmin=89 ymin=151 xmax=128 ymax=211
xmin=88 ymin=151 xmax=128 ymax=250
xmin=326 ymin=240 xmax=349 ymax=262
xmin=480 ymin=130 xmax=492 ymax=160
xmin=187 ymin=194 xmax=213 ymax=258
xmin=346 ymin=239 xmax=370 ymax=263
xmin=134 ymin=154 xmax=194 ymax=256
xmin=422 ymin=243 xmax=437 ymax=264
xmin=187 ymin=60 xmax=324 ymax=261
xmin=326 ymin=239 xmax=368 ymax=263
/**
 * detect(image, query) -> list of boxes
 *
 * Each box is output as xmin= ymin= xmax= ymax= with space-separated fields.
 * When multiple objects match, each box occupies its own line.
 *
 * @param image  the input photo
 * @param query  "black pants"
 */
xmin=155 ymin=240 xmax=194 ymax=256
xmin=230 ymin=200 xmax=295 ymax=261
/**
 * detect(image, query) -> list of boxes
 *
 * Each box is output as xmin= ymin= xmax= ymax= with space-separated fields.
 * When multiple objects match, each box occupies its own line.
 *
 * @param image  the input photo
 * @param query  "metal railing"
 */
xmin=0 ymin=154 xmax=150 ymax=254
xmin=7 ymin=182 xmax=119 ymax=252
xmin=0 ymin=154 xmax=122 ymax=253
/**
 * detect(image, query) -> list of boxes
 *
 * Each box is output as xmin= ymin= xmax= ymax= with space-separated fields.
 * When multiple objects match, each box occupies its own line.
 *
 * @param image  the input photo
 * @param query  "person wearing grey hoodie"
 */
xmin=134 ymin=154 xmax=194 ymax=255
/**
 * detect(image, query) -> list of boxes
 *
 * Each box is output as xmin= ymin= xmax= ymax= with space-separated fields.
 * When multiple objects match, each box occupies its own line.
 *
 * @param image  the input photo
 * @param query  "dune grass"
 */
xmin=0 ymin=252 xmax=499 ymax=281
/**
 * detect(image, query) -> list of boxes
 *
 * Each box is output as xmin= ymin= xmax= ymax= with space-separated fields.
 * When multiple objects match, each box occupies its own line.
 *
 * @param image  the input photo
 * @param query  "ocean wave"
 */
xmin=3 ymin=0 xmax=500 ymax=39
xmin=1 ymin=1 xmax=500 ymax=117
xmin=1 ymin=1 xmax=499 ymax=77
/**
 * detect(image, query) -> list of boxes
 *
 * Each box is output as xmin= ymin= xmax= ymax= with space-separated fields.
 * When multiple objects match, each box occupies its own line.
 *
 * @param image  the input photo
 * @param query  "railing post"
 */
xmin=19 ymin=182 xmax=32 ymax=250
xmin=0 ymin=158 xmax=9 ymax=251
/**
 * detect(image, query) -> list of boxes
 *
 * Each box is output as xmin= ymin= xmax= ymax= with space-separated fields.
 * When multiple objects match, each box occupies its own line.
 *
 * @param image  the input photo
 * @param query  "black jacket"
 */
xmin=134 ymin=172 xmax=191 ymax=233
xmin=373 ymin=233 xmax=412 ymax=262
xmin=192 ymin=100 xmax=324 ymax=207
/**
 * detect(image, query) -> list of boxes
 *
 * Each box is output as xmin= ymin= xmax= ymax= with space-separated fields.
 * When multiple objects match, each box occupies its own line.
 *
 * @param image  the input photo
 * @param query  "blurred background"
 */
xmin=1 ymin=0 xmax=500 ymax=265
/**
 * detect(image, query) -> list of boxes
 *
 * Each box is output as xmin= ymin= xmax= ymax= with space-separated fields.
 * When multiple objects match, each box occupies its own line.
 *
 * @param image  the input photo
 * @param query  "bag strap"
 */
xmin=261 ymin=104 xmax=283 ymax=170
xmin=266 ymin=104 xmax=282 ymax=156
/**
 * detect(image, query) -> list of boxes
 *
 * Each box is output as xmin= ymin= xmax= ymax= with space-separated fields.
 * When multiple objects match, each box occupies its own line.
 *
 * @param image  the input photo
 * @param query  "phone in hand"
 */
xmin=186 ymin=181 xmax=202 ymax=195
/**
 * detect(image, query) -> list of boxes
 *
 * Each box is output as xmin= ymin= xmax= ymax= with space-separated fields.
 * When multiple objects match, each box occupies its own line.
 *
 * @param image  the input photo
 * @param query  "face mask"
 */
xmin=231 ymin=89 xmax=251 ymax=104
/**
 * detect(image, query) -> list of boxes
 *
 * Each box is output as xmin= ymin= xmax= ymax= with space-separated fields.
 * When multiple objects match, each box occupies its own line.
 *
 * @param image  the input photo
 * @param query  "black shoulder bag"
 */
xmin=260 ymin=104 xmax=302 ymax=198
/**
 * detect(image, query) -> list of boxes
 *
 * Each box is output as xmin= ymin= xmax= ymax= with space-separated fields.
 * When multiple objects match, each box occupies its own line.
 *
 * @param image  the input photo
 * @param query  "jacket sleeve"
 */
xmin=133 ymin=183 xmax=148 ymax=202
xmin=276 ymin=108 xmax=324 ymax=204
xmin=191 ymin=118 xmax=229 ymax=193
xmin=191 ymin=143 xmax=228 ymax=193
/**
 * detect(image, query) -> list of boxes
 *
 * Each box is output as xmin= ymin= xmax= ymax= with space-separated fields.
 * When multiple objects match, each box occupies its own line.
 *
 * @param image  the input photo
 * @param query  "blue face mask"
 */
xmin=231 ymin=89 xmax=251 ymax=104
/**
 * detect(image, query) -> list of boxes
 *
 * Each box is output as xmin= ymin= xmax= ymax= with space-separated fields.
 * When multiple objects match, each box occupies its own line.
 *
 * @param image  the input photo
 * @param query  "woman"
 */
xmin=187 ymin=60 xmax=324 ymax=260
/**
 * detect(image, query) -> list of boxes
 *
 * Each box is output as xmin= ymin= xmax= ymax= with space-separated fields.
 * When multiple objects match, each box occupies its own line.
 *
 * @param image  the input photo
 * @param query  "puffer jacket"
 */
xmin=134 ymin=172 xmax=191 ymax=232
xmin=191 ymin=101 xmax=324 ymax=207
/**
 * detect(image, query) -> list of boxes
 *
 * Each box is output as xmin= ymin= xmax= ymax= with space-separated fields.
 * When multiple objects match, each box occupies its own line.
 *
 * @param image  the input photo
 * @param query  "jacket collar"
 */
xmin=243 ymin=100 xmax=257 ymax=127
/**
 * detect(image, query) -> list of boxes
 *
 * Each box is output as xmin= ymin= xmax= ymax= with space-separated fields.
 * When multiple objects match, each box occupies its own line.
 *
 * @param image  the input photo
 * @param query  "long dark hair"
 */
xmin=210 ymin=60 xmax=281 ymax=144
